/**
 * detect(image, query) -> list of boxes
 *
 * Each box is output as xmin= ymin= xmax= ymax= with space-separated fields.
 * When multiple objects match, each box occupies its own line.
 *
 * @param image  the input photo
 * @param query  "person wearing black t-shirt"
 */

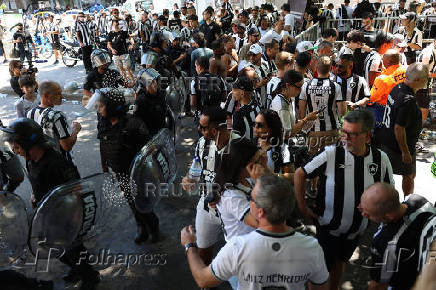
xmin=12 ymin=23 xmax=36 ymax=65
xmin=108 ymin=20 xmax=135 ymax=85
xmin=199 ymin=9 xmax=221 ymax=48
xmin=380 ymin=63 xmax=429 ymax=196
xmin=359 ymin=183 xmax=436 ymax=290
xmin=0 ymin=119 xmax=100 ymax=289
xmin=360 ymin=12 xmax=378 ymax=49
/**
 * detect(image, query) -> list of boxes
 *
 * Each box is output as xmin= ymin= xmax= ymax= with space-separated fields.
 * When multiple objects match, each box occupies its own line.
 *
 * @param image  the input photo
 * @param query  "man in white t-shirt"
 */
xmin=180 ymin=175 xmax=330 ymax=290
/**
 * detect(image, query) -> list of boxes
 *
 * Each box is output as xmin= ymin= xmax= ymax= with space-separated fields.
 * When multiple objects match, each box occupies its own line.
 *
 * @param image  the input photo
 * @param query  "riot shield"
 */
xmin=28 ymin=173 xmax=124 ymax=258
xmin=130 ymin=128 xmax=177 ymax=214
xmin=0 ymin=191 xmax=28 ymax=267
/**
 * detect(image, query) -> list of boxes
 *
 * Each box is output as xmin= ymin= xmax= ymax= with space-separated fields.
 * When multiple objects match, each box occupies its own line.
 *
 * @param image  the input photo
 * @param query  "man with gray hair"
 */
xmin=380 ymin=63 xmax=429 ymax=196
xmin=359 ymin=182 xmax=436 ymax=290
xmin=295 ymin=109 xmax=393 ymax=290
xmin=181 ymin=175 xmax=329 ymax=289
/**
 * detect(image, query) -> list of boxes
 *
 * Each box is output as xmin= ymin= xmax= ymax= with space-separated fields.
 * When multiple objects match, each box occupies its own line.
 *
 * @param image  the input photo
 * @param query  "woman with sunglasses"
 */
xmin=254 ymin=109 xmax=294 ymax=182
xmin=270 ymin=70 xmax=318 ymax=138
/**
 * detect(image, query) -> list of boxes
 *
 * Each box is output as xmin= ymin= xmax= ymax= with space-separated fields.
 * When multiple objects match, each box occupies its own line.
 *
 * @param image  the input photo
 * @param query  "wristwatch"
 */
xmin=185 ymin=242 xmax=198 ymax=254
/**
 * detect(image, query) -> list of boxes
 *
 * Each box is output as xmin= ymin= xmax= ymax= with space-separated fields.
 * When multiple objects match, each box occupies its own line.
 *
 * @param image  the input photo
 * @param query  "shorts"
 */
xmin=415 ymin=88 xmax=430 ymax=109
xmin=51 ymin=41 xmax=61 ymax=51
xmin=316 ymin=226 xmax=359 ymax=271
xmin=382 ymin=145 xmax=416 ymax=176
xmin=113 ymin=54 xmax=131 ymax=69
xmin=307 ymin=129 xmax=339 ymax=155
xmin=195 ymin=195 xmax=223 ymax=248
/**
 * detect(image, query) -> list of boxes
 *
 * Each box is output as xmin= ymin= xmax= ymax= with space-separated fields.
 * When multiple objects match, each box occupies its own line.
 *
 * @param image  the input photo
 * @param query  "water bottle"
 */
xmin=189 ymin=157 xmax=202 ymax=182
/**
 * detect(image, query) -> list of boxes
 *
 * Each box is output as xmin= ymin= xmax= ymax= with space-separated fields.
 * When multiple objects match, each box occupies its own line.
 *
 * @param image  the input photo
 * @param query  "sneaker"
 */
xmin=53 ymin=59 xmax=59 ymax=65
xmin=3 ymin=59 xmax=8 ymax=63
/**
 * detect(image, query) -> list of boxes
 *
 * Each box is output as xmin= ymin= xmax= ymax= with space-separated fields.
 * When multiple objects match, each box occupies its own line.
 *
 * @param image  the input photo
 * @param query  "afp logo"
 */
xmin=368 ymin=163 xmax=379 ymax=176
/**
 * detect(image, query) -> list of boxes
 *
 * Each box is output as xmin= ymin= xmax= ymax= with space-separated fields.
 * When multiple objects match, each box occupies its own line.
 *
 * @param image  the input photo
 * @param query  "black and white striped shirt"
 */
xmin=194 ymin=137 xmax=219 ymax=197
xmin=336 ymin=74 xmax=370 ymax=103
xmin=299 ymin=78 xmax=344 ymax=131
xmin=75 ymin=20 xmax=93 ymax=46
xmin=232 ymin=99 xmax=261 ymax=141
xmin=304 ymin=145 xmax=394 ymax=239
xmin=27 ymin=107 xmax=73 ymax=162
xmin=97 ymin=15 xmax=109 ymax=35
xmin=138 ymin=20 xmax=151 ymax=44
xmin=261 ymin=53 xmax=277 ymax=76
xmin=364 ymin=50 xmax=382 ymax=85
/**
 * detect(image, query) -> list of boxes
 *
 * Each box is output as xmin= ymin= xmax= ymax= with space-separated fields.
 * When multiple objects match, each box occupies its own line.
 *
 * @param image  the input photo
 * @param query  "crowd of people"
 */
xmin=1 ymin=0 xmax=436 ymax=289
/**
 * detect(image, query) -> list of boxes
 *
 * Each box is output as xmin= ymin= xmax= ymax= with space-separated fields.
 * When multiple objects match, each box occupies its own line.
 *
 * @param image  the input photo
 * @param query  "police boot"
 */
xmin=129 ymin=203 xmax=149 ymax=244
xmin=142 ymin=211 xmax=160 ymax=243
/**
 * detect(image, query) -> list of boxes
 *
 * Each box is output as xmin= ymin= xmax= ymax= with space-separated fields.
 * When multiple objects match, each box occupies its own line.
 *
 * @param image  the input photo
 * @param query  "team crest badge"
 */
xmin=368 ymin=163 xmax=378 ymax=176
xmin=350 ymin=82 xmax=356 ymax=89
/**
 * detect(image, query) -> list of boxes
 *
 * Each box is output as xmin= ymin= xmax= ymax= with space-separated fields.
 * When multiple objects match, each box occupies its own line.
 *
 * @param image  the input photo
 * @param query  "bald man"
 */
xmin=369 ymin=49 xmax=407 ymax=107
xmin=359 ymin=182 xmax=436 ymax=290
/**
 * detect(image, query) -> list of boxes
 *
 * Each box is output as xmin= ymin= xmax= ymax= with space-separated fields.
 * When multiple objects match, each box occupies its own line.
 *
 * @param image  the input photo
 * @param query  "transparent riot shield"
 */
xmin=0 ymin=191 xmax=28 ymax=267
xmin=130 ymin=128 xmax=177 ymax=214
xmin=28 ymin=173 xmax=123 ymax=258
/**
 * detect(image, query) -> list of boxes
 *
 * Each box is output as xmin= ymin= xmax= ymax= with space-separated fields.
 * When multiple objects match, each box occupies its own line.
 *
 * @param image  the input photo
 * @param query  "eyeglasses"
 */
xmin=254 ymin=122 xmax=264 ymax=129
xmin=341 ymin=129 xmax=365 ymax=138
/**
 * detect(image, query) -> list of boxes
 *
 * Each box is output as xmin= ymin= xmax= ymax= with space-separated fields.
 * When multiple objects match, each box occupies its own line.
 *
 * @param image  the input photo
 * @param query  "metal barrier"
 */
xmin=295 ymin=23 xmax=320 ymax=43
xmin=294 ymin=16 xmax=435 ymax=43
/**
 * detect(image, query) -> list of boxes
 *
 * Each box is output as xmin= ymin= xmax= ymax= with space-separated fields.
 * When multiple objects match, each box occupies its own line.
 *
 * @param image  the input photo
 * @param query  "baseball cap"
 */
xmin=237 ymin=23 xmax=246 ymax=30
xmin=296 ymin=41 xmax=315 ymax=53
xmin=233 ymin=76 xmax=254 ymax=91
xmin=249 ymin=43 xmax=263 ymax=55
xmin=393 ymin=34 xmax=408 ymax=48
xmin=399 ymin=12 xmax=416 ymax=21
xmin=247 ymin=27 xmax=260 ymax=36
xmin=232 ymin=19 xmax=239 ymax=25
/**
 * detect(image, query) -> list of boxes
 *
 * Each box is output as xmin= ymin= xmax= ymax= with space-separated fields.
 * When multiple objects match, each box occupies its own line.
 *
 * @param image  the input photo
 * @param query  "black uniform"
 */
xmin=83 ymin=68 xmax=125 ymax=92
xmin=26 ymin=147 xmax=98 ymax=285
xmin=98 ymin=115 xmax=150 ymax=174
xmin=134 ymin=91 xmax=167 ymax=136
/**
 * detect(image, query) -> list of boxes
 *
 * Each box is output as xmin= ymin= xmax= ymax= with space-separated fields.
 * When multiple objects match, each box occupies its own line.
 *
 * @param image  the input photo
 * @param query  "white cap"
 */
xmin=296 ymin=41 xmax=314 ymax=53
xmin=249 ymin=43 xmax=263 ymax=55
xmin=259 ymin=30 xmax=282 ymax=45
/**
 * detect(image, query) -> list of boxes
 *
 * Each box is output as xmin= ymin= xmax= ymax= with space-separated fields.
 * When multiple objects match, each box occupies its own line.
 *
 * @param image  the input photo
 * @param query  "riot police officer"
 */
xmin=141 ymin=31 xmax=180 ymax=79
xmin=96 ymin=88 xmax=160 ymax=243
xmin=82 ymin=49 xmax=128 ymax=107
xmin=134 ymin=68 xmax=168 ymax=136
xmin=0 ymin=118 xmax=100 ymax=290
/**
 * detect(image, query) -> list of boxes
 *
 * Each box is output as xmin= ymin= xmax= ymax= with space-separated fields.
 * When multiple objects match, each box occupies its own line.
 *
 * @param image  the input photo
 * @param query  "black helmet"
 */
xmin=0 ymin=118 xmax=47 ymax=151
xmin=99 ymin=88 xmax=127 ymax=119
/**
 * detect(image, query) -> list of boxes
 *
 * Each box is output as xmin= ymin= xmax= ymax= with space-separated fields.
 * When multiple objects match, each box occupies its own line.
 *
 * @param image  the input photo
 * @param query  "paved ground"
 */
xmin=0 ymin=60 xmax=435 ymax=289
